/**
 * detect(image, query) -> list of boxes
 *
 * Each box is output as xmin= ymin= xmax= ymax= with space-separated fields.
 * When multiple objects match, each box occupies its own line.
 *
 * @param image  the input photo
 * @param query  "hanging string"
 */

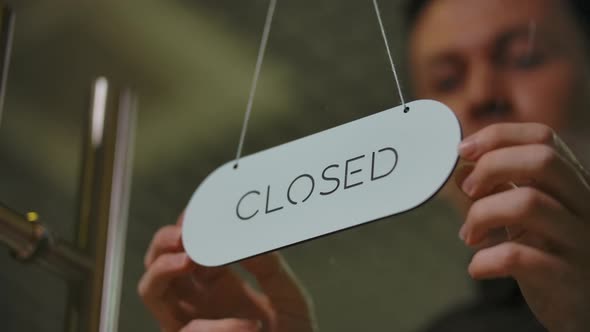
xmin=234 ymin=0 xmax=406 ymax=169
xmin=234 ymin=0 xmax=277 ymax=169
xmin=372 ymin=0 xmax=408 ymax=112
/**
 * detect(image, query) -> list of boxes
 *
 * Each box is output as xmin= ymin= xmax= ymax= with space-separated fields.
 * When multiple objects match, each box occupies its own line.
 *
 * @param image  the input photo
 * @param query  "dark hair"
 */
xmin=405 ymin=0 xmax=590 ymax=41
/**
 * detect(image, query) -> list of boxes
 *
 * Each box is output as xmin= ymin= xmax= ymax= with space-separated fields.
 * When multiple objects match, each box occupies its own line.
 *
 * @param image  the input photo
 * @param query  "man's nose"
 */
xmin=464 ymin=63 xmax=512 ymax=120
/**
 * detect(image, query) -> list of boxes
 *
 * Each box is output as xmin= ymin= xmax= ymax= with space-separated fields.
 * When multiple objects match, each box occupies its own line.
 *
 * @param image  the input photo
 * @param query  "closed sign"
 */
xmin=183 ymin=100 xmax=462 ymax=266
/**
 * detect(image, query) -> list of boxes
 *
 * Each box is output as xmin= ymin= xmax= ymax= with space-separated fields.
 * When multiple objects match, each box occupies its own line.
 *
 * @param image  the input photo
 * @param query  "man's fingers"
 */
xmin=144 ymin=225 xmax=183 ymax=269
xmin=241 ymin=253 xmax=311 ymax=319
xmin=468 ymin=227 xmax=511 ymax=250
xmin=468 ymin=241 xmax=567 ymax=280
xmin=460 ymin=144 xmax=590 ymax=216
xmin=459 ymin=121 xmax=590 ymax=190
xmin=453 ymin=163 xmax=474 ymax=191
xmin=144 ymin=212 xmax=185 ymax=269
xmin=458 ymin=123 xmax=590 ymax=212
xmin=553 ymin=134 xmax=590 ymax=188
xmin=459 ymin=122 xmax=557 ymax=161
xmin=180 ymin=319 xmax=261 ymax=332
xmin=138 ymin=252 xmax=195 ymax=303
xmin=190 ymin=265 xmax=267 ymax=320
xmin=460 ymin=187 xmax=581 ymax=248
xmin=138 ymin=252 xmax=196 ymax=332
xmin=469 ymin=242 xmax=586 ymax=332
xmin=241 ymin=253 xmax=304 ymax=302
xmin=177 ymin=212 xmax=185 ymax=226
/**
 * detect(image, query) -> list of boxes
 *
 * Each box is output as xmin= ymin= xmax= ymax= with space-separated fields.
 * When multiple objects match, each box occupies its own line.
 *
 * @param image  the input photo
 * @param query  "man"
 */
xmin=408 ymin=0 xmax=590 ymax=331
xmin=138 ymin=0 xmax=590 ymax=331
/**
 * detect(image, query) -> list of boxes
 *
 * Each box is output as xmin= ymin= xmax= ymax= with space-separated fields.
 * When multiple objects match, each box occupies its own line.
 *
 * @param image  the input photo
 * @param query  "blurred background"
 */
xmin=0 ymin=0 xmax=474 ymax=331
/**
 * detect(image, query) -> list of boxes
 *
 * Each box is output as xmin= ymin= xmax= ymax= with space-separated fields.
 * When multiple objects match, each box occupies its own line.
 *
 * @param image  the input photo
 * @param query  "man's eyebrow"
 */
xmin=422 ymin=25 xmax=538 ymax=68
xmin=423 ymin=53 xmax=461 ymax=70
xmin=495 ymin=25 xmax=537 ymax=51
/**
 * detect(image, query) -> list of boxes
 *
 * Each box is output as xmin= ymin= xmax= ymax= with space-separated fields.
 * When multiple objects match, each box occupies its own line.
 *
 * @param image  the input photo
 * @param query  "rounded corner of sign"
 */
xmin=180 ymin=220 xmax=190 ymax=240
xmin=181 ymin=222 xmax=229 ymax=267
xmin=180 ymin=226 xmax=194 ymax=256
xmin=425 ymin=99 xmax=463 ymax=137
xmin=195 ymin=159 xmax=235 ymax=188
xmin=202 ymin=161 xmax=235 ymax=185
xmin=184 ymin=161 xmax=233 ymax=215
xmin=414 ymin=98 xmax=452 ymax=112
xmin=186 ymin=252 xmax=218 ymax=268
xmin=417 ymin=98 xmax=447 ymax=108
xmin=182 ymin=237 xmax=221 ymax=267
xmin=413 ymin=172 xmax=457 ymax=212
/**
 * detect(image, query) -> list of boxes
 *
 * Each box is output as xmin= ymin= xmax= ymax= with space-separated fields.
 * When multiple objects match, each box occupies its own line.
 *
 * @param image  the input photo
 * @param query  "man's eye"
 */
xmin=434 ymin=76 xmax=461 ymax=93
xmin=504 ymin=50 xmax=545 ymax=70
xmin=513 ymin=53 xmax=544 ymax=68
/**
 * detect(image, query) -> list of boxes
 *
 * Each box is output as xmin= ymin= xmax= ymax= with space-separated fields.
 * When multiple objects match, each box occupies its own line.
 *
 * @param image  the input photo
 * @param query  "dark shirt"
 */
xmin=425 ymin=278 xmax=547 ymax=332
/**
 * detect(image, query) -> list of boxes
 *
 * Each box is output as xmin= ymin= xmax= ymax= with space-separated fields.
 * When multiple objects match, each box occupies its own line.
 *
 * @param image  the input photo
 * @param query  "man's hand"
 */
xmin=457 ymin=123 xmax=590 ymax=332
xmin=138 ymin=215 xmax=315 ymax=332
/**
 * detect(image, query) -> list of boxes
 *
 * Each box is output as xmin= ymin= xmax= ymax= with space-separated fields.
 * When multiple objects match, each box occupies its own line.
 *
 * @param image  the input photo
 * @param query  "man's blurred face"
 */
xmin=409 ymin=0 xmax=590 ymax=137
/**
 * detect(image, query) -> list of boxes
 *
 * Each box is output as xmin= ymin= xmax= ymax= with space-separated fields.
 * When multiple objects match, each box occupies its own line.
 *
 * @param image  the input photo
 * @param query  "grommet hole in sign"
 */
xmin=183 ymin=0 xmax=462 ymax=267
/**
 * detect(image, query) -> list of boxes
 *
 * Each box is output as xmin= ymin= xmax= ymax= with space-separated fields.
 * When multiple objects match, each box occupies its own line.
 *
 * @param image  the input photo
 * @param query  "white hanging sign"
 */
xmin=183 ymin=99 xmax=462 ymax=266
